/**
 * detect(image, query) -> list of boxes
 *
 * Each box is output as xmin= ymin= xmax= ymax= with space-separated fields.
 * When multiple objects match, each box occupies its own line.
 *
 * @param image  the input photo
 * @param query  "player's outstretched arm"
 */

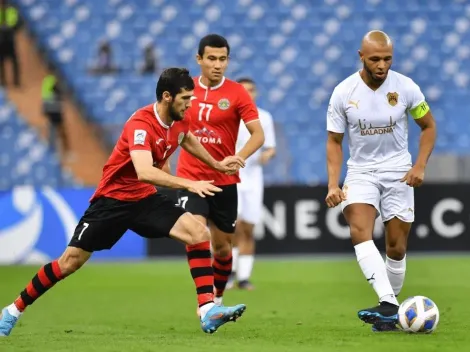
xmin=131 ymin=150 xmax=221 ymax=197
xmin=131 ymin=150 xmax=191 ymax=188
xmin=236 ymin=120 xmax=265 ymax=161
xmin=181 ymin=132 xmax=245 ymax=173
xmin=325 ymin=131 xmax=346 ymax=208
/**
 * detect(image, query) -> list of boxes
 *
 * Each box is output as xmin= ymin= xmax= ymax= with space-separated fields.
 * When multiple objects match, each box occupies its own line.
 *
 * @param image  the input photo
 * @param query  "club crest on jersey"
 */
xmin=387 ymin=92 xmax=399 ymax=107
xmin=218 ymin=98 xmax=230 ymax=110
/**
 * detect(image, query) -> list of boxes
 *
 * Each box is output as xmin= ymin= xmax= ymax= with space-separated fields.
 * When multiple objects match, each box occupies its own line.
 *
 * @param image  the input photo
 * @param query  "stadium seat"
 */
xmin=12 ymin=0 xmax=470 ymax=184
xmin=0 ymin=90 xmax=77 ymax=190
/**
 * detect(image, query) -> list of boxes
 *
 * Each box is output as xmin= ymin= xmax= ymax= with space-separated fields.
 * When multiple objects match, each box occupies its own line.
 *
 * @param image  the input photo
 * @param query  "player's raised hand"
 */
xmin=325 ymin=186 xmax=347 ymax=208
xmin=400 ymin=165 xmax=425 ymax=187
xmin=187 ymin=180 xmax=222 ymax=198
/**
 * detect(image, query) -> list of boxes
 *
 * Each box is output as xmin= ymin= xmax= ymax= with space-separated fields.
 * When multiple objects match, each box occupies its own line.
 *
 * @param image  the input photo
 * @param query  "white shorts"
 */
xmin=341 ymin=170 xmax=414 ymax=223
xmin=237 ymin=179 xmax=264 ymax=226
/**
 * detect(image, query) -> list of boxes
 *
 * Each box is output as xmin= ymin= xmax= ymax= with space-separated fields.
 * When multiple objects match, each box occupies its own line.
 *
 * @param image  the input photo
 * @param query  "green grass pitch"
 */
xmin=1 ymin=257 xmax=469 ymax=351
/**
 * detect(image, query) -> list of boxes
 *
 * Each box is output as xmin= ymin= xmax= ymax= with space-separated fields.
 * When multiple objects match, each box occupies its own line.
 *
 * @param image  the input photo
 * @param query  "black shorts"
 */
xmin=68 ymin=193 xmax=186 ymax=252
xmin=177 ymin=184 xmax=237 ymax=234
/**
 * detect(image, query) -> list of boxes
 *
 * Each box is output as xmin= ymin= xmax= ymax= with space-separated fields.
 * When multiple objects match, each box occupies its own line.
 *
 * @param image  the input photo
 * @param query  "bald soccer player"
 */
xmin=325 ymin=31 xmax=437 ymax=332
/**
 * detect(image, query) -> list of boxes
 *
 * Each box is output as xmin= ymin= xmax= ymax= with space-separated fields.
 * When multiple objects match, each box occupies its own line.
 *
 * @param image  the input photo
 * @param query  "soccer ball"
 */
xmin=398 ymin=296 xmax=440 ymax=333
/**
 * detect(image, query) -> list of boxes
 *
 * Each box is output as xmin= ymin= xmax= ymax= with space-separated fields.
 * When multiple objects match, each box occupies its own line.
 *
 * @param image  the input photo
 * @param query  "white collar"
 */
xmin=153 ymin=103 xmax=174 ymax=129
xmin=198 ymin=76 xmax=226 ymax=90
xmin=357 ymin=70 xmax=390 ymax=92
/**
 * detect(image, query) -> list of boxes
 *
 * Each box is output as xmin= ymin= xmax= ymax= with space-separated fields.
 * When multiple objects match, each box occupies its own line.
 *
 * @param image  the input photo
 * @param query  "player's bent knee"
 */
xmin=385 ymin=220 xmax=410 ymax=260
xmin=208 ymin=222 xmax=233 ymax=256
xmin=189 ymin=222 xmax=210 ymax=245
xmin=349 ymin=223 xmax=374 ymax=245
xmin=170 ymin=213 xmax=210 ymax=246
xmin=344 ymin=205 xmax=376 ymax=245
xmin=58 ymin=246 xmax=91 ymax=276
xmin=386 ymin=243 xmax=407 ymax=260
xmin=211 ymin=240 xmax=232 ymax=257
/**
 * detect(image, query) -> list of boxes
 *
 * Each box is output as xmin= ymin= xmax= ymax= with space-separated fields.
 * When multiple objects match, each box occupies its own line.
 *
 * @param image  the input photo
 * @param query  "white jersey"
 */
xmin=236 ymin=107 xmax=276 ymax=173
xmin=237 ymin=107 xmax=276 ymax=224
xmin=326 ymin=70 xmax=426 ymax=171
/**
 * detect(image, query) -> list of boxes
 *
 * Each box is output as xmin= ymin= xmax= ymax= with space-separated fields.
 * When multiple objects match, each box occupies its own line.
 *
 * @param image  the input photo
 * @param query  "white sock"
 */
xmin=199 ymin=302 xmax=215 ymax=320
xmin=354 ymin=240 xmax=398 ymax=306
xmin=213 ymin=296 xmax=223 ymax=306
xmin=232 ymin=247 xmax=239 ymax=273
xmin=386 ymin=255 xmax=406 ymax=297
xmin=7 ymin=303 xmax=22 ymax=318
xmin=237 ymin=255 xmax=254 ymax=282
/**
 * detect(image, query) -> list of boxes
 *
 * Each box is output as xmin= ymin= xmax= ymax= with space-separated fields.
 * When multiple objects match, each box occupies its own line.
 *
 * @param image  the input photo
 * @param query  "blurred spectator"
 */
xmin=89 ymin=39 xmax=118 ymax=74
xmin=42 ymin=68 xmax=69 ymax=155
xmin=140 ymin=44 xmax=158 ymax=75
xmin=0 ymin=0 xmax=21 ymax=87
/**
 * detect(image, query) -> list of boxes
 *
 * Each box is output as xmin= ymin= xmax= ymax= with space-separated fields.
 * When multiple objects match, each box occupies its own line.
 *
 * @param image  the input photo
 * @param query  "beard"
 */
xmin=363 ymin=61 xmax=388 ymax=83
xmin=169 ymin=104 xmax=183 ymax=121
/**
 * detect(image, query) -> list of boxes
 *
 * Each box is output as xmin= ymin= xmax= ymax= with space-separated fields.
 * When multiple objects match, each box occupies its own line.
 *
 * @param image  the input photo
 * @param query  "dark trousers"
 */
xmin=0 ymin=40 xmax=20 ymax=86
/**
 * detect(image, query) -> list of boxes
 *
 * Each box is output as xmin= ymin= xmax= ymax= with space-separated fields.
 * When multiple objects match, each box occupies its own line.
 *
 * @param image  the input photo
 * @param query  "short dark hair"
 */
xmin=198 ymin=34 xmax=230 ymax=57
xmin=155 ymin=68 xmax=194 ymax=102
xmin=236 ymin=77 xmax=255 ymax=85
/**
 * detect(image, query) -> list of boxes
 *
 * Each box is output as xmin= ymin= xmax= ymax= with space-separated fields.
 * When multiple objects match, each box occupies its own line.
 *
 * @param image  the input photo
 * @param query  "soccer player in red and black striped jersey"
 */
xmin=0 ymin=68 xmax=246 ymax=337
xmin=176 ymin=34 xmax=265 ymax=307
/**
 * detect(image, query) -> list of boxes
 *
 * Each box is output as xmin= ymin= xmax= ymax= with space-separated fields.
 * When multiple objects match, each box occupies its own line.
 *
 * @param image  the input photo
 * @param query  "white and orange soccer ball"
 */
xmin=398 ymin=296 xmax=440 ymax=333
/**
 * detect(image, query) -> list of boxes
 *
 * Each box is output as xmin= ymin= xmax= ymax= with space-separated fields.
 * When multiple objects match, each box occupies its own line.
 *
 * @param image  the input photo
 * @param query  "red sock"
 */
xmin=186 ymin=241 xmax=214 ymax=307
xmin=14 ymin=260 xmax=63 ymax=312
xmin=213 ymin=254 xmax=232 ymax=298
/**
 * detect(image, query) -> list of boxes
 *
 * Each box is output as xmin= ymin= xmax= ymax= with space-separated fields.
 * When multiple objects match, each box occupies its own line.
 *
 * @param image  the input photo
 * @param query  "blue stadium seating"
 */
xmin=11 ymin=0 xmax=470 ymax=184
xmin=0 ymin=90 xmax=77 ymax=190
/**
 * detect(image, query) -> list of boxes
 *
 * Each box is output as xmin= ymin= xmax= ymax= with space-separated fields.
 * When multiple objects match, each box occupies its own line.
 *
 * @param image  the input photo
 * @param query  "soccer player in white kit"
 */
xmin=228 ymin=78 xmax=276 ymax=290
xmin=325 ymin=31 xmax=437 ymax=331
